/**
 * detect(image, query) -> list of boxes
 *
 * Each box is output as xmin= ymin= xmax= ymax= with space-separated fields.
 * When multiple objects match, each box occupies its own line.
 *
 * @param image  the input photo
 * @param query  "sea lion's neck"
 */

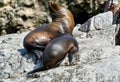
xmin=51 ymin=8 xmax=66 ymax=21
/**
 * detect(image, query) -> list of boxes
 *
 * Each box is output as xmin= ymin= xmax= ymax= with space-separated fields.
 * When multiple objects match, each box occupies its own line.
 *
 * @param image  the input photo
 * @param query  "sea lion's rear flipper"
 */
xmin=30 ymin=42 xmax=46 ymax=50
xmin=26 ymin=73 xmax=40 ymax=78
xmin=27 ymin=67 xmax=46 ymax=78
xmin=68 ymin=54 xmax=73 ymax=65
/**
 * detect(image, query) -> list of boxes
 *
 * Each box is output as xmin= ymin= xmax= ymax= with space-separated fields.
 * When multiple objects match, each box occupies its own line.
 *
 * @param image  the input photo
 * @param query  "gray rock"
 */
xmin=94 ymin=11 xmax=113 ymax=30
xmin=16 ymin=8 xmax=34 ymax=18
xmin=11 ymin=17 xmax=24 ymax=27
xmin=0 ymin=0 xmax=120 ymax=81
xmin=17 ymin=18 xmax=24 ymax=25
xmin=0 ymin=19 xmax=120 ymax=82
xmin=23 ymin=0 xmax=34 ymax=7
xmin=73 ymin=24 xmax=81 ymax=37
xmin=76 ymin=11 xmax=115 ymax=45
xmin=79 ymin=11 xmax=113 ymax=32
xmin=0 ymin=0 xmax=10 ymax=6
xmin=0 ymin=18 xmax=6 ymax=26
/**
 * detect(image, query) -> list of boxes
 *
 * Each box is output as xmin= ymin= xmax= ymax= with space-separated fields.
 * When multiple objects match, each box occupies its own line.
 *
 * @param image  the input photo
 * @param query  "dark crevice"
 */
xmin=68 ymin=1 xmax=106 ymax=24
xmin=21 ymin=15 xmax=28 ymax=21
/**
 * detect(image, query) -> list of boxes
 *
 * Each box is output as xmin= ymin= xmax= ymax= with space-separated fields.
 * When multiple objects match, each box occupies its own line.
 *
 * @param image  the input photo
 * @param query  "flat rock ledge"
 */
xmin=1 ymin=11 xmax=120 ymax=82
xmin=0 ymin=24 xmax=120 ymax=82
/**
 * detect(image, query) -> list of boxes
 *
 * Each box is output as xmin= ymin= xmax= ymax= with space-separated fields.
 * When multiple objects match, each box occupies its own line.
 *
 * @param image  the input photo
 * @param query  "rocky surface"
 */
xmin=0 ymin=0 xmax=49 ymax=35
xmin=1 ymin=10 xmax=120 ymax=82
xmin=0 ymin=0 xmax=120 ymax=35
xmin=78 ymin=11 xmax=113 ymax=32
xmin=0 ymin=0 xmax=108 ymax=35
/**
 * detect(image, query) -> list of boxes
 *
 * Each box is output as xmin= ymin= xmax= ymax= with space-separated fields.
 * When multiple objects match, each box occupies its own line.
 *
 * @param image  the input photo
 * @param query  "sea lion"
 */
xmin=27 ymin=34 xmax=79 ymax=75
xmin=23 ymin=1 xmax=75 ymax=57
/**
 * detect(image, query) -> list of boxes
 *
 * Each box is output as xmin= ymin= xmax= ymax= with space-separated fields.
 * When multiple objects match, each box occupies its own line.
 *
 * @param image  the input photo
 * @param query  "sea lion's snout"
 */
xmin=48 ymin=1 xmax=62 ymax=13
xmin=48 ymin=1 xmax=54 ymax=5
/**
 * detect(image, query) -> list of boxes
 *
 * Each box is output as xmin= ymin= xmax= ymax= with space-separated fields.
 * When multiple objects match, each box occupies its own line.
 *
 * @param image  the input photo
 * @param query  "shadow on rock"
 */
xmin=17 ymin=48 xmax=44 ymax=77
xmin=17 ymin=48 xmax=37 ymax=64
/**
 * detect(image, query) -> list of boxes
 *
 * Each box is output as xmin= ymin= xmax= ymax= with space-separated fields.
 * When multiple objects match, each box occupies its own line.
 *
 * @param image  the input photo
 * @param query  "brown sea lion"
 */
xmin=27 ymin=34 xmax=79 ymax=76
xmin=23 ymin=1 xmax=75 ymax=57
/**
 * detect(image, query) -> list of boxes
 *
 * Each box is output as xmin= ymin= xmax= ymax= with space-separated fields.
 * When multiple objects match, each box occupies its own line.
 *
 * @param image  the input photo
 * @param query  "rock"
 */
xmin=0 ymin=0 xmax=119 ymax=36
xmin=0 ymin=15 xmax=120 ymax=81
xmin=16 ymin=8 xmax=34 ymax=18
xmin=10 ymin=18 xmax=22 ymax=27
xmin=94 ymin=11 xmax=113 ymax=30
xmin=0 ymin=18 xmax=6 ymax=26
xmin=23 ymin=0 xmax=34 ymax=7
xmin=16 ymin=18 xmax=24 ymax=26
xmin=78 ymin=11 xmax=113 ymax=32
xmin=0 ymin=32 xmax=35 ymax=80
xmin=0 ymin=0 xmax=10 ymax=6
xmin=76 ymin=11 xmax=115 ymax=45
xmin=0 ymin=0 xmax=49 ymax=35
xmin=0 ymin=0 xmax=120 ymax=81
xmin=23 ymin=20 xmax=34 ymax=29
xmin=11 ymin=18 xmax=24 ymax=27
xmin=1 ymin=29 xmax=6 ymax=35
xmin=17 ymin=0 xmax=24 ymax=7
xmin=73 ymin=24 xmax=81 ymax=37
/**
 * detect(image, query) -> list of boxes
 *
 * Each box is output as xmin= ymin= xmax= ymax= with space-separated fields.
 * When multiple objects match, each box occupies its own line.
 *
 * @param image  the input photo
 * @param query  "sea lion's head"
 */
xmin=48 ymin=1 xmax=66 ymax=20
xmin=48 ymin=1 xmax=62 ymax=13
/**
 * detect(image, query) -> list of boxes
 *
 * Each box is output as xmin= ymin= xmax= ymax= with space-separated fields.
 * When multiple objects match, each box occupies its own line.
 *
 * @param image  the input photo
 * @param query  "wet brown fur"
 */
xmin=27 ymin=34 xmax=79 ymax=75
xmin=23 ymin=1 xmax=75 ymax=53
